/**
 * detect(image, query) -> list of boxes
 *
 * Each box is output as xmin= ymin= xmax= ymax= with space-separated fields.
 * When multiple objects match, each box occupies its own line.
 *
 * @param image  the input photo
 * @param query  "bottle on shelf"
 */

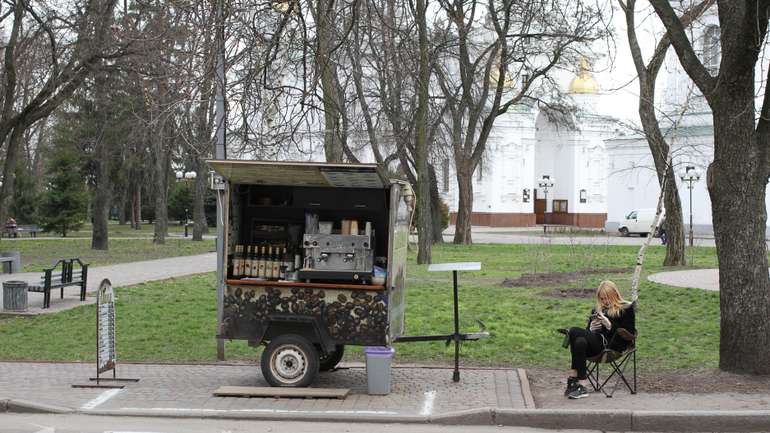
xmin=265 ymin=245 xmax=273 ymax=280
xmin=249 ymin=244 xmax=257 ymax=278
xmin=236 ymin=245 xmax=246 ymax=278
xmin=242 ymin=245 xmax=251 ymax=277
xmin=233 ymin=245 xmax=241 ymax=278
xmin=271 ymin=245 xmax=280 ymax=279
xmin=251 ymin=245 xmax=258 ymax=277
xmin=257 ymin=244 xmax=266 ymax=278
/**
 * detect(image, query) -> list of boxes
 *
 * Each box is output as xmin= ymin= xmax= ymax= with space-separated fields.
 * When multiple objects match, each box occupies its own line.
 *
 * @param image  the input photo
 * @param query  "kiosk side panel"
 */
xmin=387 ymin=184 xmax=409 ymax=341
xmin=222 ymin=285 xmax=387 ymax=346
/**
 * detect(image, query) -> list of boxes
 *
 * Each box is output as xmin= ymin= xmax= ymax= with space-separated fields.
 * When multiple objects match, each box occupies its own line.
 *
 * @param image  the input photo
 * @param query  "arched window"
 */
xmin=703 ymin=25 xmax=721 ymax=74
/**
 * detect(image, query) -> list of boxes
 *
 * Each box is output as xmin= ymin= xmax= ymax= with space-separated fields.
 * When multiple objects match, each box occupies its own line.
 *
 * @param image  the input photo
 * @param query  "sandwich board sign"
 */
xmin=97 ymin=278 xmax=117 ymax=377
xmin=72 ymin=278 xmax=138 ymax=388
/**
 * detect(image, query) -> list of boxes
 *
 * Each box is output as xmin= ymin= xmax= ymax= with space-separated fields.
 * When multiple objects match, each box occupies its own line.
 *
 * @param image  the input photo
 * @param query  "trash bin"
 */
xmin=364 ymin=346 xmax=395 ymax=395
xmin=3 ymin=280 xmax=28 ymax=311
xmin=0 ymin=251 xmax=21 ymax=273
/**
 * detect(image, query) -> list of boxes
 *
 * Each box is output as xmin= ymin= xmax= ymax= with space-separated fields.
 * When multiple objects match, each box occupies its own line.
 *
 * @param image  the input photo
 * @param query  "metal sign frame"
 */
xmin=73 ymin=279 xmax=139 ymax=389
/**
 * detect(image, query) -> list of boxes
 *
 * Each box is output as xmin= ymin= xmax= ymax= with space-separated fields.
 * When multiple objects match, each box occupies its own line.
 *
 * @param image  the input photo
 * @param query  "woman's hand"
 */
xmin=597 ymin=311 xmax=611 ymax=330
xmin=589 ymin=319 xmax=602 ymax=332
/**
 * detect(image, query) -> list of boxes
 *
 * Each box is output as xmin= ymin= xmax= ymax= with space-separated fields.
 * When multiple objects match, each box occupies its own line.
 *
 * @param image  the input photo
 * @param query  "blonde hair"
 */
xmin=596 ymin=280 xmax=628 ymax=317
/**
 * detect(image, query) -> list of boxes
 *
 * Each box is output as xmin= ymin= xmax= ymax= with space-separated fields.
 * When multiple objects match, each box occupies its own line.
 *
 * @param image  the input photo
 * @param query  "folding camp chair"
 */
xmin=586 ymin=328 xmax=637 ymax=397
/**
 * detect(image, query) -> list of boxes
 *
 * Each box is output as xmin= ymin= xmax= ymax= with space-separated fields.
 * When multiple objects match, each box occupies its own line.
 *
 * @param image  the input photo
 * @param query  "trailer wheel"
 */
xmin=261 ymin=334 xmax=319 ymax=387
xmin=319 ymin=345 xmax=345 ymax=372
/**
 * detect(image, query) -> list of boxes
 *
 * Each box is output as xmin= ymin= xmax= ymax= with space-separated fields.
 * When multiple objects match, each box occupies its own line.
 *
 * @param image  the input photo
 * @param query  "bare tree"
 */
xmin=434 ymin=0 xmax=609 ymax=244
xmin=649 ymin=0 xmax=770 ymax=374
xmin=621 ymin=0 xmax=714 ymax=266
xmin=0 ymin=0 xmax=120 ymax=230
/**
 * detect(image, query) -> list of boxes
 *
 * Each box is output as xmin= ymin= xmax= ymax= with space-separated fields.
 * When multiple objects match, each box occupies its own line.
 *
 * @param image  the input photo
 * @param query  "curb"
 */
xmin=4 ymin=398 xmax=770 ymax=431
xmin=1 ymin=398 xmax=73 ymax=414
xmin=86 ymin=408 xmax=428 ymax=424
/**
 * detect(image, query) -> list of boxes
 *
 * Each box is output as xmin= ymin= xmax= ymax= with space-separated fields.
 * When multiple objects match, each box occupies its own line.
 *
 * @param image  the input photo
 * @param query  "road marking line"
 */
xmin=420 ymin=390 xmax=436 ymax=416
xmin=116 ymin=407 xmax=400 ymax=415
xmin=81 ymin=388 xmax=123 ymax=410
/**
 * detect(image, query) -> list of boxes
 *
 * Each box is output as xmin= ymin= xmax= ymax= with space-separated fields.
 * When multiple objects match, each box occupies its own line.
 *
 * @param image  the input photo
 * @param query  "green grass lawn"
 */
xmin=0 ymin=243 xmax=721 ymax=371
xmin=33 ymin=221 xmax=196 ymax=238
xmin=2 ymin=238 xmax=215 ymax=272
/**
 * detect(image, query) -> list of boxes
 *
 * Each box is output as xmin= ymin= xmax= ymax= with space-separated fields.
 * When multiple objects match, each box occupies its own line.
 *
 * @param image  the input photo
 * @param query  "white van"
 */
xmin=618 ymin=208 xmax=664 ymax=237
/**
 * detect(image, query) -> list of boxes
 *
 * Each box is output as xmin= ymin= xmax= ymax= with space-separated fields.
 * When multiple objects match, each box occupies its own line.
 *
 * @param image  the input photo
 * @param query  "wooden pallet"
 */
xmin=212 ymin=386 xmax=350 ymax=399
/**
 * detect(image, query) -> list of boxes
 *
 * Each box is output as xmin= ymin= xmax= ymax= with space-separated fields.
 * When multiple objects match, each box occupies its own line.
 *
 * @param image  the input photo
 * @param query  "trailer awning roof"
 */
xmin=207 ymin=160 xmax=389 ymax=189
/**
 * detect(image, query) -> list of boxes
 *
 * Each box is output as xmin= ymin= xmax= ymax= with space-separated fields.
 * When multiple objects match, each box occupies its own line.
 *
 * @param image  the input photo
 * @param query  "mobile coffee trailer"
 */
xmin=208 ymin=160 xmax=411 ymax=387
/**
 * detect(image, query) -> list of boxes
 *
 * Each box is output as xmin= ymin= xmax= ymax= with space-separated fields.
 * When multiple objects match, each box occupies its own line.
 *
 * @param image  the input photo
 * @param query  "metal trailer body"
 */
xmin=208 ymin=160 xmax=410 ymax=386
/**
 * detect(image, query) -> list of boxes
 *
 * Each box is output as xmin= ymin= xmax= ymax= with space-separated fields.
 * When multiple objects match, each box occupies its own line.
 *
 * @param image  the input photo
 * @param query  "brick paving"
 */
xmin=0 ymin=362 xmax=527 ymax=416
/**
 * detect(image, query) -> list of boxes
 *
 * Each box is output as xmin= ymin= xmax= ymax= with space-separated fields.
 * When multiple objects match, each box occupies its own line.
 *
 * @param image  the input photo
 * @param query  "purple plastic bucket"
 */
xmin=364 ymin=346 xmax=395 ymax=395
xmin=364 ymin=346 xmax=395 ymax=357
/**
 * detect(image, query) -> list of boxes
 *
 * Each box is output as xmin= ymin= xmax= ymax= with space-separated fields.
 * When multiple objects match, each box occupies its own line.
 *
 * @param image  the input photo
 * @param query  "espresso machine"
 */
xmin=299 ymin=233 xmax=374 ymax=282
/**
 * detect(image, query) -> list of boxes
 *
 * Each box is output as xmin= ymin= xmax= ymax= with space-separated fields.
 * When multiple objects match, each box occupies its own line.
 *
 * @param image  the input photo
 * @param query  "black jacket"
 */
xmin=587 ymin=302 xmax=636 ymax=352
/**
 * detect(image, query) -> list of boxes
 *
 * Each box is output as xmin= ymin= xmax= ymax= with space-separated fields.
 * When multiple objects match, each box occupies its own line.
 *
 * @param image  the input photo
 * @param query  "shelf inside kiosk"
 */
xmin=213 ymin=161 xmax=392 ymax=287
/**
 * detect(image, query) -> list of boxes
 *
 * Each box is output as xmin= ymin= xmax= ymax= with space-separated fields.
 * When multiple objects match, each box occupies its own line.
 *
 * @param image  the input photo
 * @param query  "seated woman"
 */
xmin=564 ymin=280 xmax=635 ymax=399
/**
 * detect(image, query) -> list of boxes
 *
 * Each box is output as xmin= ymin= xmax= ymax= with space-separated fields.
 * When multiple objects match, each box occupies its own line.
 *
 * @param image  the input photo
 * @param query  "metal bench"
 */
xmin=16 ymin=224 xmax=40 ymax=237
xmin=27 ymin=258 xmax=89 ymax=309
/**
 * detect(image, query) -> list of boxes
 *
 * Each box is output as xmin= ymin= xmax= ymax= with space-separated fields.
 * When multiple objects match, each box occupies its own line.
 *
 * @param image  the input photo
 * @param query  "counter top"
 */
xmin=225 ymin=279 xmax=385 ymax=291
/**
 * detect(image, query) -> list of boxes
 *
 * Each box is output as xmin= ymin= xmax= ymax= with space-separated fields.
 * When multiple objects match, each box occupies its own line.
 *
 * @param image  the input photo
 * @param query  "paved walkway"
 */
xmin=647 ymin=268 xmax=720 ymax=291
xmin=0 ymin=253 xmax=216 ymax=313
xmin=441 ymin=226 xmax=720 ymax=247
xmin=0 ymin=362 xmax=527 ymax=418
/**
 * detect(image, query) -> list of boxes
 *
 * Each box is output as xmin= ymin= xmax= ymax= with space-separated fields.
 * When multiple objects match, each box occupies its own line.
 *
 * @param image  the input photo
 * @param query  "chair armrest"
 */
xmin=616 ymin=328 xmax=636 ymax=341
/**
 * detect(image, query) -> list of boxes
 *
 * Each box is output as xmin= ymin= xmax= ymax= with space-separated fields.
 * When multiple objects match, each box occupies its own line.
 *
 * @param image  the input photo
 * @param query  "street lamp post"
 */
xmin=538 ymin=175 xmax=555 ymax=230
xmin=680 ymin=166 xmax=700 ymax=247
xmin=175 ymin=171 xmax=198 ymax=238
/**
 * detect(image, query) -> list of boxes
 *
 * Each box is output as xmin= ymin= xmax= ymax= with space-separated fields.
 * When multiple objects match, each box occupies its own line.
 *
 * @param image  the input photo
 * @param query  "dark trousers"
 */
xmin=568 ymin=327 xmax=603 ymax=380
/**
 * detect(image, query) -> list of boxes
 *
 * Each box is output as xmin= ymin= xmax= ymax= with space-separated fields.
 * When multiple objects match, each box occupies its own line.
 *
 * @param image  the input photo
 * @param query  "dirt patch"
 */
xmin=526 ymin=367 xmax=770 ymax=397
xmin=501 ymin=268 xmax=632 ymax=288
xmin=541 ymin=288 xmax=596 ymax=298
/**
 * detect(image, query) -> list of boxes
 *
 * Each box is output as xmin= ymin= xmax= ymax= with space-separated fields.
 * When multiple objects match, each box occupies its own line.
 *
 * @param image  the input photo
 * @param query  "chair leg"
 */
xmin=587 ymin=361 xmax=600 ymax=391
xmin=601 ymin=353 xmax=636 ymax=398
xmin=61 ymin=287 xmax=64 ymax=299
xmin=632 ymin=350 xmax=637 ymax=394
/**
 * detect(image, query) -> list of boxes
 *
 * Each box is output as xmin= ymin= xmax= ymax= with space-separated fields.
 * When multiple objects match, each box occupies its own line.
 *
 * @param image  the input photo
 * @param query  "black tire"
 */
xmin=619 ymin=227 xmax=629 ymax=237
xmin=261 ymin=334 xmax=319 ymax=387
xmin=319 ymin=345 xmax=345 ymax=372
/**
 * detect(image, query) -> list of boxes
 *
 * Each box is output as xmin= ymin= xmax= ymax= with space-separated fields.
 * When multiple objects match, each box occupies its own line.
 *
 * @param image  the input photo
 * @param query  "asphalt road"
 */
xmin=0 ymin=414 xmax=598 ymax=433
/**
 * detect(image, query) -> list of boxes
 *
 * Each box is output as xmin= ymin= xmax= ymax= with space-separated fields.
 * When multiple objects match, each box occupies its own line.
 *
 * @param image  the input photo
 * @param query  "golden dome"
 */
xmin=569 ymin=57 xmax=598 ymax=94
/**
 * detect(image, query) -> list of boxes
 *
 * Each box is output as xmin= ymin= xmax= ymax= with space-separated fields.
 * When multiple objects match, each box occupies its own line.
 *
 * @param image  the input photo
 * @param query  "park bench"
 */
xmin=16 ymin=224 xmax=40 ymax=237
xmin=27 ymin=258 xmax=89 ymax=309
xmin=2 ymin=224 xmax=40 ymax=238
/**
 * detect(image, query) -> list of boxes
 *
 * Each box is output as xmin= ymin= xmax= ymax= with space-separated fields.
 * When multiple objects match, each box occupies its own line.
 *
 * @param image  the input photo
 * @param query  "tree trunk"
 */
xmin=414 ymin=0 xmax=431 ymax=264
xmin=453 ymin=167 xmax=473 ymax=245
xmin=429 ymin=164 xmax=444 ymax=244
xmin=192 ymin=157 xmax=206 ymax=241
xmin=118 ymin=188 xmax=127 ymax=225
xmin=662 ymin=166 xmax=685 ymax=266
xmin=153 ymin=120 xmax=169 ymax=245
xmin=91 ymin=72 xmax=110 ymax=251
xmin=131 ymin=182 xmax=141 ymax=230
xmin=711 ymin=97 xmax=770 ymax=374
xmin=0 ymin=125 xmax=26 ymax=229
xmin=316 ymin=0 xmax=345 ymax=163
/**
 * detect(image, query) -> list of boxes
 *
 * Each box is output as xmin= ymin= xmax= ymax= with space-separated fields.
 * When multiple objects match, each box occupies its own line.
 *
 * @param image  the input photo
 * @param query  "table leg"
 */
xmin=453 ymin=270 xmax=460 ymax=382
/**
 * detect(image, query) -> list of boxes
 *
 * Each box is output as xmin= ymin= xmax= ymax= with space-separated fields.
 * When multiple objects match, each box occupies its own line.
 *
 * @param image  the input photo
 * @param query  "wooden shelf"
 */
xmin=225 ymin=279 xmax=385 ymax=291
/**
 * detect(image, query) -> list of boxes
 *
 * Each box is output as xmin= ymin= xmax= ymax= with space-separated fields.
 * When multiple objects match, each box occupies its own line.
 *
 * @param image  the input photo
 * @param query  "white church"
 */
xmin=440 ymin=6 xmax=770 ymax=234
